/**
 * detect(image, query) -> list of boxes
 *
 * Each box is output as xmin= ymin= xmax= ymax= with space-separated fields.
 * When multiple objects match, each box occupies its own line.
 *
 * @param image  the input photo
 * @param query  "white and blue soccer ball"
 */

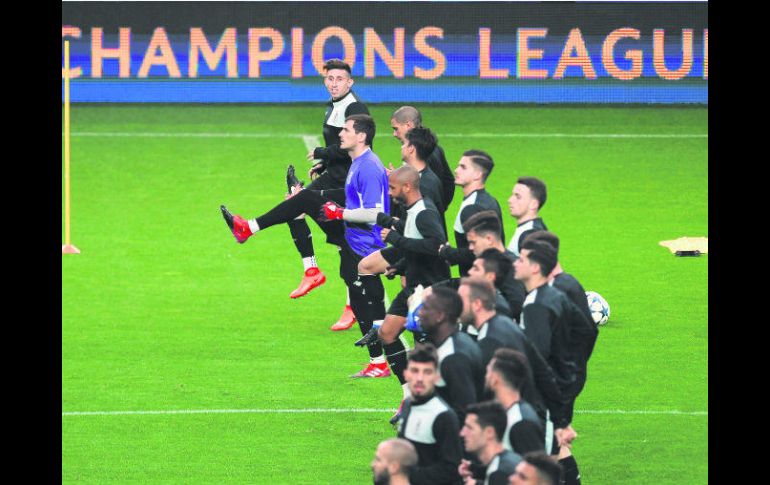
xmin=585 ymin=291 xmax=610 ymax=326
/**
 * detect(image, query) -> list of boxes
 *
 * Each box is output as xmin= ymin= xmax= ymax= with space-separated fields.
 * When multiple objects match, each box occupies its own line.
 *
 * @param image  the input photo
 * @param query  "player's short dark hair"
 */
xmin=491 ymin=348 xmax=530 ymax=390
xmin=460 ymin=277 xmax=496 ymax=311
xmin=463 ymin=149 xmax=494 ymax=182
xmin=462 ymin=210 xmax=502 ymax=240
xmin=522 ymin=451 xmax=563 ymax=485
xmin=517 ymin=176 xmax=547 ymax=210
xmin=322 ymin=58 xmax=352 ymax=75
xmin=520 ymin=238 xmax=558 ymax=276
xmin=346 ymin=114 xmax=376 ymax=146
xmin=431 ymin=286 xmax=463 ymax=327
xmin=523 ymin=230 xmax=560 ymax=253
xmin=407 ymin=342 xmax=439 ymax=368
xmin=392 ymin=106 xmax=422 ymax=126
xmin=405 ymin=126 xmax=437 ymax=162
xmin=477 ymin=248 xmax=512 ymax=287
xmin=466 ymin=400 xmax=508 ymax=443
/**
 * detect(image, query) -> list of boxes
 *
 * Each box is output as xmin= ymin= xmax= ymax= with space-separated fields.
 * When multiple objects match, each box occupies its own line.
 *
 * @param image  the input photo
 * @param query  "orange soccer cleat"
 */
xmin=289 ymin=267 xmax=326 ymax=299
xmin=330 ymin=304 xmax=356 ymax=331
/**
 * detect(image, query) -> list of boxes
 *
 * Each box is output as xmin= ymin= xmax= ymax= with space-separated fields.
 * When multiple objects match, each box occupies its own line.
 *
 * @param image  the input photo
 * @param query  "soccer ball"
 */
xmin=585 ymin=291 xmax=610 ymax=326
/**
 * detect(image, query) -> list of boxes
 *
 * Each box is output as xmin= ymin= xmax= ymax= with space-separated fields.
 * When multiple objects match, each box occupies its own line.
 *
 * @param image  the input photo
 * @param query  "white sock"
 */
xmin=402 ymin=383 xmax=411 ymax=400
xmin=247 ymin=219 xmax=260 ymax=233
xmin=370 ymin=355 xmax=386 ymax=364
xmin=302 ymin=256 xmax=317 ymax=271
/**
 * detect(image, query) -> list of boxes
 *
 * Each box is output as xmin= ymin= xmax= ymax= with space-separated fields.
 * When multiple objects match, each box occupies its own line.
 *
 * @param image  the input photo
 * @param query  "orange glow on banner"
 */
xmin=517 ymin=28 xmax=548 ymax=79
xmin=189 ymin=28 xmax=238 ymax=78
xmin=479 ymin=28 xmax=508 ymax=79
xmin=413 ymin=27 xmax=445 ymax=80
xmin=602 ymin=28 xmax=643 ymax=81
xmin=312 ymin=27 xmax=356 ymax=74
xmin=91 ymin=27 xmax=131 ymax=78
xmin=653 ymin=29 xmax=693 ymax=80
xmin=364 ymin=28 xmax=405 ymax=79
xmin=138 ymin=28 xmax=182 ymax=77
xmin=554 ymin=28 xmax=597 ymax=79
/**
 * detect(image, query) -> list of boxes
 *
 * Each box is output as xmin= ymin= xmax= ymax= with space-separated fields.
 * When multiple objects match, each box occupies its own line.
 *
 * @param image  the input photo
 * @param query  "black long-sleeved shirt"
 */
xmin=504 ymin=400 xmax=545 ymax=456
xmin=433 ymin=330 xmax=484 ymax=424
xmin=506 ymin=217 xmax=547 ymax=258
xmin=398 ymin=393 xmax=464 ymax=485
xmin=426 ymin=143 xmax=456 ymax=209
xmin=551 ymin=272 xmax=599 ymax=365
xmin=475 ymin=313 xmax=569 ymax=429
xmin=450 ymin=188 xmax=506 ymax=275
xmin=385 ymin=198 xmax=451 ymax=288
xmin=312 ymin=90 xmax=369 ymax=185
xmin=471 ymin=449 xmax=523 ymax=485
xmin=519 ymin=283 xmax=579 ymax=393
xmin=391 ymin=166 xmax=448 ymax=239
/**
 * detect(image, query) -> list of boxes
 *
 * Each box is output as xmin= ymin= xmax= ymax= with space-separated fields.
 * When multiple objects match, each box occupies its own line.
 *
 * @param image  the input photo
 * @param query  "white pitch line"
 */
xmin=67 ymin=132 xmax=707 ymax=139
xmin=302 ymin=135 xmax=322 ymax=152
xmin=62 ymin=408 xmax=708 ymax=417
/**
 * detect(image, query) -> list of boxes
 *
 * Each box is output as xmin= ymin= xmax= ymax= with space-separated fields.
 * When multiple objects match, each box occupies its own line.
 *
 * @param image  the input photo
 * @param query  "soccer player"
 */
xmin=462 ymin=211 xmax=526 ymax=321
xmin=420 ymin=210 xmax=526 ymax=324
xmin=371 ymin=438 xmax=419 ymax=485
xmin=440 ymin=150 xmax=506 ymax=276
xmin=520 ymin=231 xmax=597 ymax=485
xmin=508 ymin=452 xmax=563 ymax=485
xmin=221 ymin=114 xmax=390 ymax=378
xmin=458 ymin=401 xmax=522 ymax=485
xmin=397 ymin=126 xmax=447 ymax=231
xmin=390 ymin=106 xmax=455 ymax=208
xmin=417 ymin=286 xmax=483 ymax=424
xmin=458 ymin=278 xmax=569 ymax=448
xmin=466 ymin=249 xmax=516 ymax=320
xmin=513 ymin=238 xmax=587 ymax=485
xmin=354 ymin=165 xmax=450 ymax=421
xmin=524 ymin=230 xmax=599 ymax=404
xmin=287 ymin=58 xmax=369 ymax=330
xmin=506 ymin=177 xmax=548 ymax=258
xmin=397 ymin=343 xmax=464 ymax=485
xmin=484 ymin=348 xmax=547 ymax=456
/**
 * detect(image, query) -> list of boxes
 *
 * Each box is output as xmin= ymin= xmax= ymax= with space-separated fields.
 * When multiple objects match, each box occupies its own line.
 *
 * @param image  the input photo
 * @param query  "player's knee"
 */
xmin=379 ymin=316 xmax=406 ymax=344
xmin=358 ymin=259 xmax=374 ymax=275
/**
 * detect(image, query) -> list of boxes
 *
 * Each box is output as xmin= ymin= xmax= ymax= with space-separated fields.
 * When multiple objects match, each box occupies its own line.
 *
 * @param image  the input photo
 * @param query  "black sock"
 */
xmin=559 ymin=455 xmax=581 ymax=485
xmin=383 ymin=340 xmax=407 ymax=384
xmin=287 ymin=218 xmax=315 ymax=259
xmin=349 ymin=277 xmax=385 ymax=360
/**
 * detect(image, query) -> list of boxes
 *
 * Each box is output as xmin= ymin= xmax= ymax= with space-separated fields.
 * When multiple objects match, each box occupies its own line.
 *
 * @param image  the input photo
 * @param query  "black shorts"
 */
xmin=387 ymin=285 xmax=416 ymax=317
xmin=381 ymin=246 xmax=402 ymax=265
xmin=337 ymin=238 xmax=367 ymax=288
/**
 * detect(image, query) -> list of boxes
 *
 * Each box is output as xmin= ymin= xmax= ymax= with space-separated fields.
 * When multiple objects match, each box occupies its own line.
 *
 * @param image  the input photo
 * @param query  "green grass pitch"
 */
xmin=62 ymin=104 xmax=707 ymax=484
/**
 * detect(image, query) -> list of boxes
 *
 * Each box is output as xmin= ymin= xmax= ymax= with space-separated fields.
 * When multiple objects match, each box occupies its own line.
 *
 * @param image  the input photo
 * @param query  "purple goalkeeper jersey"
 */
xmin=344 ymin=148 xmax=390 ymax=257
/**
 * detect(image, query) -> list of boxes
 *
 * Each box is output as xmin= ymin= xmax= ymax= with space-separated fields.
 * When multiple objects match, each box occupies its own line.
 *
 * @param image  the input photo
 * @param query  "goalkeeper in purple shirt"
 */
xmin=221 ymin=114 xmax=392 ymax=378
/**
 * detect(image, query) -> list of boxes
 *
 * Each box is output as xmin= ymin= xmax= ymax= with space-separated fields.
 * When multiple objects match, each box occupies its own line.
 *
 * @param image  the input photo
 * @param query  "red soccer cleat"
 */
xmin=330 ymin=304 xmax=356 ymax=331
xmin=221 ymin=205 xmax=253 ymax=244
xmin=289 ymin=267 xmax=326 ymax=299
xmin=350 ymin=362 xmax=391 ymax=379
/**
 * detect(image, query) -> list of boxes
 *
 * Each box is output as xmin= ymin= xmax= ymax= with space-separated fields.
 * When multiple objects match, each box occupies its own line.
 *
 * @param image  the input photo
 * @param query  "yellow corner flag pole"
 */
xmin=62 ymin=40 xmax=80 ymax=254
